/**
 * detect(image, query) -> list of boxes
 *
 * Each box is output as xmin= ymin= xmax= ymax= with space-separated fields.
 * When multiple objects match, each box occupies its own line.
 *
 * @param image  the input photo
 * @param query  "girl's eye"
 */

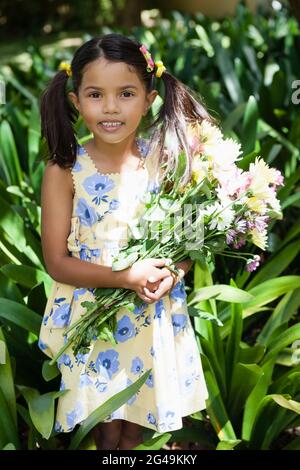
xmin=122 ymin=91 xmax=134 ymax=98
xmin=88 ymin=91 xmax=134 ymax=98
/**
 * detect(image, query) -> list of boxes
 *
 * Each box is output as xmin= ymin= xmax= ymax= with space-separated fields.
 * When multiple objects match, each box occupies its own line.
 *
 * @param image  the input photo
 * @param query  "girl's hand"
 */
xmin=143 ymin=274 xmax=177 ymax=303
xmin=142 ymin=259 xmax=193 ymax=303
xmin=121 ymin=258 xmax=172 ymax=302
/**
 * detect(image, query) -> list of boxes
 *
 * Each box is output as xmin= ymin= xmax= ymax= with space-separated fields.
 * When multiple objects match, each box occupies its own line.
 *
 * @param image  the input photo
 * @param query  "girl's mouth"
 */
xmin=98 ymin=121 xmax=124 ymax=132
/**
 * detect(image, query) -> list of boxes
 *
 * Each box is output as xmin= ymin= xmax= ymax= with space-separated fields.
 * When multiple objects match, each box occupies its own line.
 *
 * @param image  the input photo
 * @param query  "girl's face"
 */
xmin=69 ymin=58 xmax=158 ymax=144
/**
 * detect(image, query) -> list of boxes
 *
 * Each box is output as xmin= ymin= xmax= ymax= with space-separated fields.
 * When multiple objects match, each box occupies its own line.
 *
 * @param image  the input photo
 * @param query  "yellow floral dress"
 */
xmin=38 ymin=138 xmax=208 ymax=433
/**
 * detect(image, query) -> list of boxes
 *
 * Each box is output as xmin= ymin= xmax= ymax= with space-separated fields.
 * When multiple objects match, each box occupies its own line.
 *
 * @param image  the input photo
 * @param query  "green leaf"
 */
xmin=225 ymin=300 xmax=243 ymax=389
xmin=1 ymin=264 xmax=51 ymax=290
xmin=0 ymin=195 xmax=26 ymax=251
xmin=188 ymin=285 xmax=253 ymax=305
xmin=262 ymin=323 xmax=300 ymax=364
xmin=135 ymin=433 xmax=172 ymax=450
xmin=42 ymin=360 xmax=60 ymax=382
xmin=18 ymin=386 xmax=67 ymax=439
xmin=242 ymin=359 xmax=275 ymax=441
xmin=241 ymin=95 xmax=258 ymax=155
xmin=0 ymin=298 xmax=41 ymax=335
xmin=0 ymin=388 xmax=20 ymax=449
xmin=0 ymin=329 xmax=17 ymax=426
xmin=227 ymin=363 xmax=263 ymax=423
xmin=188 ymin=306 xmax=223 ymax=326
xmin=244 ymin=276 xmax=300 ymax=317
xmin=250 ymin=394 xmax=300 ymax=449
xmin=257 ymin=289 xmax=300 ymax=346
xmin=68 ymin=369 xmax=152 ymax=449
xmin=216 ymin=439 xmax=242 ymax=450
xmin=247 ymin=242 xmax=300 ymax=289
xmin=2 ymin=443 xmax=16 ymax=450
xmin=201 ymin=354 xmax=236 ymax=441
xmin=0 ymin=120 xmax=23 ymax=186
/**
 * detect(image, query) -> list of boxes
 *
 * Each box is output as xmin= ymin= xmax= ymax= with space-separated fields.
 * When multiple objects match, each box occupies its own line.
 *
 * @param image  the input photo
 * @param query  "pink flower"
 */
xmin=246 ymin=255 xmax=261 ymax=272
xmin=274 ymin=170 xmax=284 ymax=187
xmin=233 ymin=238 xmax=246 ymax=249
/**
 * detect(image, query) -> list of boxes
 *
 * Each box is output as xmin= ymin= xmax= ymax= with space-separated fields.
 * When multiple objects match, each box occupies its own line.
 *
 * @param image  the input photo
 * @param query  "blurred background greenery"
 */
xmin=0 ymin=0 xmax=300 ymax=452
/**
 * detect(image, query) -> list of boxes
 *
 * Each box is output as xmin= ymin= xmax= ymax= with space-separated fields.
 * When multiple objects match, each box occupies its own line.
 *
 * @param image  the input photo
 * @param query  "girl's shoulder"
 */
xmin=42 ymin=161 xmax=74 ymax=199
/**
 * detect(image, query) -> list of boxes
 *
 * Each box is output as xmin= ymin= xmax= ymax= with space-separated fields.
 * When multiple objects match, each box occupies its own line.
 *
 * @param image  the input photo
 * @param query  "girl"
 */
xmin=39 ymin=33 xmax=210 ymax=450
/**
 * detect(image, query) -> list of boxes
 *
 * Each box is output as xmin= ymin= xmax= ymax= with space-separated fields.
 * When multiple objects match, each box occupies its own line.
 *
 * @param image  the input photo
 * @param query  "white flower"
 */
xmin=249 ymin=158 xmax=281 ymax=186
xmin=207 ymin=138 xmax=242 ymax=170
xmin=205 ymin=202 xmax=235 ymax=231
xmin=250 ymin=227 xmax=268 ymax=250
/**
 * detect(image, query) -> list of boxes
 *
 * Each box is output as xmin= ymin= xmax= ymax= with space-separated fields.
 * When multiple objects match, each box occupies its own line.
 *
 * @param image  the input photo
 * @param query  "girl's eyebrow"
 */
xmin=84 ymin=85 xmax=138 ymax=91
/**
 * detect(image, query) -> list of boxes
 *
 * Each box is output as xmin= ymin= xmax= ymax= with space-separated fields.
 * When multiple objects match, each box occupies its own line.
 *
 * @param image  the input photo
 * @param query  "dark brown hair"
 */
xmin=40 ymin=33 xmax=215 ymax=185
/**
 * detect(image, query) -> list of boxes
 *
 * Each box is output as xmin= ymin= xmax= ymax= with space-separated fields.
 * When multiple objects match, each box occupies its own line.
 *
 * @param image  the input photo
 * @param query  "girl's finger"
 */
xmin=143 ymin=286 xmax=160 ymax=301
xmin=145 ymin=277 xmax=172 ymax=300
xmin=138 ymin=293 xmax=154 ymax=304
xmin=148 ymin=258 xmax=172 ymax=268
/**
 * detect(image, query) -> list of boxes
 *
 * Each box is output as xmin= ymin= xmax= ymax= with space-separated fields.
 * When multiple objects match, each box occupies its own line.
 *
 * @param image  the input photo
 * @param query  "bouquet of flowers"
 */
xmin=49 ymin=120 xmax=283 ymax=364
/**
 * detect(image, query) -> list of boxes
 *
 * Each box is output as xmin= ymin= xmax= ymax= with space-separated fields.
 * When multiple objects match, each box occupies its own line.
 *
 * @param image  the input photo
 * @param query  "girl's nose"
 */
xmin=102 ymin=97 xmax=120 ymax=113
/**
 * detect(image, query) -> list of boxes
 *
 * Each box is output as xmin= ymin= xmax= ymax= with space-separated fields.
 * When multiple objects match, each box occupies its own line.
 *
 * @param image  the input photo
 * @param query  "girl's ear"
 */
xmin=144 ymin=89 xmax=158 ymax=115
xmin=68 ymin=92 xmax=80 ymax=112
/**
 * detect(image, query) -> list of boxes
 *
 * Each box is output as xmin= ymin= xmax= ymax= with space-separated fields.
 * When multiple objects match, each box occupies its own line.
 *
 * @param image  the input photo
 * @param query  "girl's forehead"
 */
xmin=80 ymin=58 xmax=142 ymax=89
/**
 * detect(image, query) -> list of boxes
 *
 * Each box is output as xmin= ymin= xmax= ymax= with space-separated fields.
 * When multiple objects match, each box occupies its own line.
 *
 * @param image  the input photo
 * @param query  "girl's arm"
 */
xmin=41 ymin=163 xmax=126 ymax=288
xmin=41 ymin=163 xmax=170 ymax=293
xmin=175 ymin=258 xmax=194 ymax=278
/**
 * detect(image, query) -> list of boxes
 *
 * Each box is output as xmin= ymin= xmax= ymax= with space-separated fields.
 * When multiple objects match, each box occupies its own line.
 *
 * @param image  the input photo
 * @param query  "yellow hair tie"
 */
xmin=59 ymin=61 xmax=72 ymax=77
xmin=155 ymin=60 xmax=166 ymax=78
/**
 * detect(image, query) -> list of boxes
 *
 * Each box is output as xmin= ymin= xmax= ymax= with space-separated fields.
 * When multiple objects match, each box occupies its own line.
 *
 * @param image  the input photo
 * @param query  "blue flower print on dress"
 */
xmin=57 ymin=353 xmax=73 ymax=372
xmin=154 ymin=299 xmax=165 ymax=322
xmin=184 ymin=350 xmax=197 ymax=367
xmin=77 ymin=145 xmax=85 ymax=156
xmin=75 ymin=197 xmax=98 ymax=226
xmin=73 ymin=288 xmax=87 ymax=301
xmin=132 ymin=301 xmax=148 ymax=322
xmin=108 ymin=199 xmax=120 ymax=212
xmin=38 ymin=338 xmax=48 ymax=351
xmin=74 ymin=287 xmax=95 ymax=300
xmin=75 ymin=352 xmax=89 ymax=366
xmin=83 ymin=174 xmax=115 ymax=205
xmin=147 ymin=412 xmax=157 ymax=426
xmin=79 ymin=372 xmax=93 ymax=388
xmin=95 ymin=349 xmax=120 ymax=379
xmin=131 ymin=357 xmax=144 ymax=375
xmin=54 ymin=420 xmax=64 ymax=433
xmin=95 ymin=378 xmax=108 ymax=393
xmin=66 ymin=402 xmax=84 ymax=430
xmin=52 ymin=302 xmax=71 ymax=327
xmin=183 ymin=370 xmax=201 ymax=394
xmin=172 ymin=314 xmax=188 ymax=336
xmin=156 ymin=405 xmax=177 ymax=431
xmin=114 ymin=315 xmax=136 ymax=343
xmin=79 ymin=245 xmax=101 ymax=262
xmin=170 ymin=281 xmax=186 ymax=305
xmin=73 ymin=160 xmax=82 ymax=172
xmin=146 ymin=371 xmax=154 ymax=388
xmin=150 ymin=346 xmax=156 ymax=359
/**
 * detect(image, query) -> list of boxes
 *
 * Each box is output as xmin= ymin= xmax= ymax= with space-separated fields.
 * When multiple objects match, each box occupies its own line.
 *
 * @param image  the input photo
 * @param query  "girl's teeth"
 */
xmin=101 ymin=122 xmax=122 ymax=127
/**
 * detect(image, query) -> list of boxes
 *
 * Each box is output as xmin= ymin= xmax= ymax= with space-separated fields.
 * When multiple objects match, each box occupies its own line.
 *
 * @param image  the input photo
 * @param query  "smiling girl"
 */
xmin=38 ymin=33 xmax=210 ymax=450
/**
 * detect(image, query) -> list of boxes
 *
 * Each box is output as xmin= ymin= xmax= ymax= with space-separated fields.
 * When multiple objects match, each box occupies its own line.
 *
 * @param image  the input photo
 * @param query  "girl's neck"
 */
xmin=85 ymin=135 xmax=143 ymax=173
xmin=90 ymin=135 xmax=139 ymax=166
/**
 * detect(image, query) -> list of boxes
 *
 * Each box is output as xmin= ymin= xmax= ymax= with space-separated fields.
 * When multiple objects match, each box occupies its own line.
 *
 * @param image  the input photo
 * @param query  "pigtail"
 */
xmin=149 ymin=71 xmax=216 ymax=186
xmin=40 ymin=70 xmax=78 ymax=168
